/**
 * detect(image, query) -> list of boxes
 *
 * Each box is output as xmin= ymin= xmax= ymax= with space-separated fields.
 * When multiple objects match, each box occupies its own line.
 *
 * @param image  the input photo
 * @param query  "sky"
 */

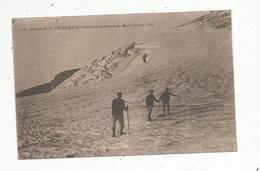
xmin=13 ymin=11 xmax=207 ymax=92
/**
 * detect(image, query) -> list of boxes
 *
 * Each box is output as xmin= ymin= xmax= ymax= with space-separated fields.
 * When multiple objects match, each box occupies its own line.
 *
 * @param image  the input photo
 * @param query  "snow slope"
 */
xmin=16 ymin=10 xmax=236 ymax=159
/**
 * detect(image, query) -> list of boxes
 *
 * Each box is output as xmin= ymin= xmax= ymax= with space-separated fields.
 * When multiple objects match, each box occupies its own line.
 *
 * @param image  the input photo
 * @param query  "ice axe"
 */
xmin=157 ymin=102 xmax=161 ymax=117
xmin=126 ymin=105 xmax=130 ymax=134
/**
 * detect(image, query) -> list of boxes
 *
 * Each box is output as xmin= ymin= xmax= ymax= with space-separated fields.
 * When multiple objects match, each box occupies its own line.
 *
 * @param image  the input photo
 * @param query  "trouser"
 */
xmin=112 ymin=114 xmax=124 ymax=134
xmin=162 ymin=102 xmax=170 ymax=115
xmin=147 ymin=105 xmax=153 ymax=120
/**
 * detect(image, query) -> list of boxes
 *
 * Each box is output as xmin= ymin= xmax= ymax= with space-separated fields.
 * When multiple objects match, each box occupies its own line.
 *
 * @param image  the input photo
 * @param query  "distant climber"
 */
xmin=159 ymin=88 xmax=178 ymax=115
xmin=145 ymin=90 xmax=159 ymax=121
xmin=111 ymin=92 xmax=128 ymax=137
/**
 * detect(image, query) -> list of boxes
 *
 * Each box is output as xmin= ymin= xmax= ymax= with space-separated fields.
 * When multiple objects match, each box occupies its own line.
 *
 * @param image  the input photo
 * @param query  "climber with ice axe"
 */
xmin=111 ymin=92 xmax=129 ymax=137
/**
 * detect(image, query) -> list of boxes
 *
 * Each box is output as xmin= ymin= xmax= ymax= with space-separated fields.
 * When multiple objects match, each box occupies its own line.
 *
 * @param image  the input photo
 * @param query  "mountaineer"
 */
xmin=111 ymin=92 xmax=128 ymax=137
xmin=159 ymin=88 xmax=178 ymax=115
xmin=145 ymin=90 xmax=159 ymax=121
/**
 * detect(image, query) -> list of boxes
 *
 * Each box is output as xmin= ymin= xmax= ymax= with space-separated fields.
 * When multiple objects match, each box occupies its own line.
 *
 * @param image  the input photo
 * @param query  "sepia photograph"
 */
xmin=13 ymin=10 xmax=237 ymax=159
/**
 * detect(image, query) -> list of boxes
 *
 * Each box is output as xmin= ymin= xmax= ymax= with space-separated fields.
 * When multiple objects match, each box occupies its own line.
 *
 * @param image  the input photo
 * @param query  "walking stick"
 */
xmin=126 ymin=105 xmax=130 ymax=134
xmin=157 ymin=102 xmax=161 ymax=117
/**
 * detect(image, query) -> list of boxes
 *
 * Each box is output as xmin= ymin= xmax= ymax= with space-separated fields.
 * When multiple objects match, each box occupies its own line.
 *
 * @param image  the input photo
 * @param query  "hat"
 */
xmin=117 ymin=92 xmax=123 ymax=96
xmin=149 ymin=90 xmax=154 ymax=93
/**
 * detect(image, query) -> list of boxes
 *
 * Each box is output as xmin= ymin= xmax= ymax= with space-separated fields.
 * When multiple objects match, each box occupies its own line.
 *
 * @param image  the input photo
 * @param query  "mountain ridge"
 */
xmin=173 ymin=10 xmax=231 ymax=29
xmin=16 ymin=10 xmax=232 ymax=98
xmin=16 ymin=68 xmax=80 ymax=97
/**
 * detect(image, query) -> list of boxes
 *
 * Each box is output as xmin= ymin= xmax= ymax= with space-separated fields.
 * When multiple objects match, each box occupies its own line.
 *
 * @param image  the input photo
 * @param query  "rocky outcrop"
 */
xmin=17 ymin=41 xmax=152 ymax=97
xmin=52 ymin=41 xmax=145 ymax=91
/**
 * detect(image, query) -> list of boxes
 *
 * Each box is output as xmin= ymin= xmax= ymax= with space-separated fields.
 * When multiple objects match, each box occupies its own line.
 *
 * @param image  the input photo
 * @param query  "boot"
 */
xmin=112 ymin=128 xmax=116 ymax=137
xmin=120 ymin=129 xmax=125 ymax=135
xmin=148 ymin=113 xmax=152 ymax=121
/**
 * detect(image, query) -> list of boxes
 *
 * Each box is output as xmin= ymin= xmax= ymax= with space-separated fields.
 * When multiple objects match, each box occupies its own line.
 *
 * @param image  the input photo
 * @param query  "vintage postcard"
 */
xmin=13 ymin=10 xmax=236 ymax=159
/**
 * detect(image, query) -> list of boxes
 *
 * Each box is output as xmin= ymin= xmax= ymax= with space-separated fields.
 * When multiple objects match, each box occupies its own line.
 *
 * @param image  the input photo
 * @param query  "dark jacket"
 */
xmin=159 ymin=91 xmax=177 ymax=103
xmin=146 ymin=94 xmax=159 ymax=106
xmin=112 ymin=98 xmax=126 ymax=115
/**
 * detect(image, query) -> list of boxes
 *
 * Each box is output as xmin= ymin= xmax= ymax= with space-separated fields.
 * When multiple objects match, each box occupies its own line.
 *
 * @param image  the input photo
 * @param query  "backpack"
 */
xmin=145 ymin=95 xmax=149 ymax=106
